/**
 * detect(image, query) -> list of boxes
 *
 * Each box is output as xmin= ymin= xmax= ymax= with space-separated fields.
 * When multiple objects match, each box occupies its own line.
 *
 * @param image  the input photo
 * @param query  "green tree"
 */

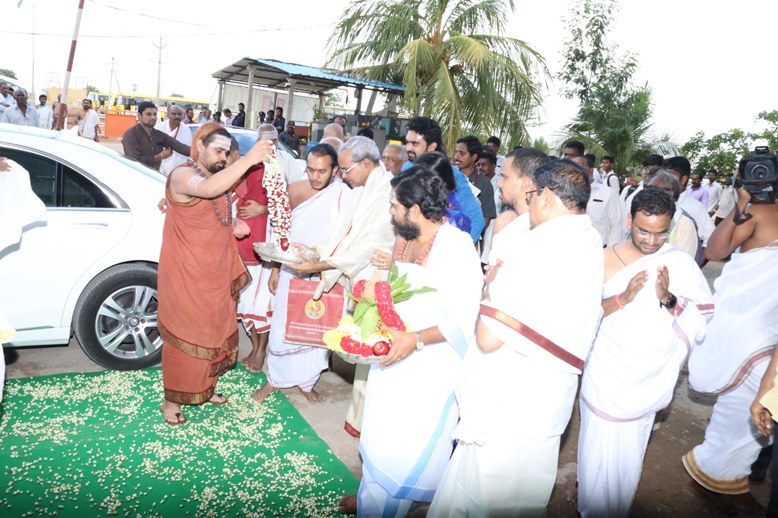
xmin=0 ymin=68 xmax=17 ymax=79
xmin=558 ymin=0 xmax=676 ymax=173
xmin=532 ymin=136 xmax=550 ymax=155
xmin=85 ymin=84 xmax=100 ymax=93
xmin=169 ymin=93 xmax=184 ymax=98
xmin=327 ymin=0 xmax=547 ymax=151
xmin=680 ymin=111 xmax=778 ymax=174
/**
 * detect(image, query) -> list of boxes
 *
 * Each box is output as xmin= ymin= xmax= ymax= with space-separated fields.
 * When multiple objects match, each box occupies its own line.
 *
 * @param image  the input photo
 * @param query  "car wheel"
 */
xmin=73 ymin=263 xmax=162 ymax=370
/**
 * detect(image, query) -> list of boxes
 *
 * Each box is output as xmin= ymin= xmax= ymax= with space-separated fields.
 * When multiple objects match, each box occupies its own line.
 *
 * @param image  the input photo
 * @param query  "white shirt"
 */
xmin=715 ymin=185 xmax=736 ymax=219
xmin=0 ymin=93 xmax=12 ymax=119
xmin=36 ymin=104 xmax=53 ymax=129
xmin=587 ymin=182 xmax=625 ymax=246
xmin=154 ymin=119 xmax=193 ymax=176
xmin=706 ymin=181 xmax=723 ymax=212
xmin=678 ymin=192 xmax=716 ymax=246
xmin=1 ymin=103 xmax=40 ymax=126
xmin=603 ymin=170 xmax=620 ymax=194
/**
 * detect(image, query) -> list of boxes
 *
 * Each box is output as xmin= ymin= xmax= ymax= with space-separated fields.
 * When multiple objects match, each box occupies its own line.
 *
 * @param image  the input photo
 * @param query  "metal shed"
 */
xmin=211 ymin=58 xmax=404 ymax=129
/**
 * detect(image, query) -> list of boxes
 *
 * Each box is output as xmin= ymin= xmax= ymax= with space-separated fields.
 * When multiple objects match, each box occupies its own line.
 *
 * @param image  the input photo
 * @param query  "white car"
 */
xmin=0 ymin=124 xmax=166 ymax=369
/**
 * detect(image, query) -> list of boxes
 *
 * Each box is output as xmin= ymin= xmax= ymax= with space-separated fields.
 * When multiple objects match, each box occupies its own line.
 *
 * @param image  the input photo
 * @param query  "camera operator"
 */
xmin=682 ymin=153 xmax=778 ymax=514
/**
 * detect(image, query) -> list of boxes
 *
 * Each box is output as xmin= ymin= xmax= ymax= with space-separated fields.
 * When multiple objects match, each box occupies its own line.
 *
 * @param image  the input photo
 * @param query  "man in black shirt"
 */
xmin=232 ymin=102 xmax=246 ymax=127
xmin=122 ymin=101 xmax=191 ymax=171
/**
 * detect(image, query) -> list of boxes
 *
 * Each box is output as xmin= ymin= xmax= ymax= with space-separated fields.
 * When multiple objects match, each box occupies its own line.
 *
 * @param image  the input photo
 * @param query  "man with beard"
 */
xmin=157 ymin=123 xmax=271 ymax=425
xmin=350 ymin=169 xmax=482 ymax=516
xmin=288 ymin=136 xmax=394 ymax=437
xmin=577 ymin=187 xmax=713 ymax=517
xmin=404 ymin=116 xmax=484 ymax=243
xmin=122 ymin=102 xmax=190 ymax=171
xmin=252 ymin=144 xmax=350 ymax=404
xmin=484 ymin=148 xmax=550 ymax=295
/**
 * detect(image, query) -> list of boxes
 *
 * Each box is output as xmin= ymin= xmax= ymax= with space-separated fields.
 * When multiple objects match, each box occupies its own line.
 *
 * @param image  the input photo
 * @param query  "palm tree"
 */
xmin=327 ymin=0 xmax=547 ymax=151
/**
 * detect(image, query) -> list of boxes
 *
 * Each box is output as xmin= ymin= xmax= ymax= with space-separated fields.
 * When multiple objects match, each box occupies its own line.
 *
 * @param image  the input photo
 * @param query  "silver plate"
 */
xmin=253 ymin=242 xmax=304 ymax=264
xmin=335 ymin=351 xmax=383 ymax=365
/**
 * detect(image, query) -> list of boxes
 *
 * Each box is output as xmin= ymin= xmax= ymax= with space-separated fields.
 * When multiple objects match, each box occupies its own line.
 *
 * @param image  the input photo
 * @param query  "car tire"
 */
xmin=73 ymin=263 xmax=162 ymax=370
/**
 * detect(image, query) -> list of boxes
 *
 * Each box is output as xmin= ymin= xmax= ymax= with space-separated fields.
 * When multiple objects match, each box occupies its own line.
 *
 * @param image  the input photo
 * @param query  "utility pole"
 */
xmin=56 ymin=0 xmax=85 ymax=131
xmin=153 ymin=35 xmax=165 ymax=107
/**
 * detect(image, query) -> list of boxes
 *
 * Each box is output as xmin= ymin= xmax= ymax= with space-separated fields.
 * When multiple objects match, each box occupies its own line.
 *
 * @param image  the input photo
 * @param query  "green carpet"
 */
xmin=0 ymin=365 xmax=358 ymax=517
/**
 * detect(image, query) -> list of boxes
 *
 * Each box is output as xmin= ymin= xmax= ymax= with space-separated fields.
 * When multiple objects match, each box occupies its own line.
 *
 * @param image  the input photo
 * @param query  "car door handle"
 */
xmin=71 ymin=223 xmax=109 ymax=230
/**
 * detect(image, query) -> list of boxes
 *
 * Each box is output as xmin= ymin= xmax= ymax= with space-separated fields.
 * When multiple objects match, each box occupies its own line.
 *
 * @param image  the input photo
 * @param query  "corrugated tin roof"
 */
xmin=211 ymin=57 xmax=404 ymax=96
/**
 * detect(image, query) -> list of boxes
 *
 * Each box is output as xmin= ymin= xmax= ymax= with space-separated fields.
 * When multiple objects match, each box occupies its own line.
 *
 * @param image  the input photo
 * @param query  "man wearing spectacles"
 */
xmin=380 ymin=144 xmax=407 ymax=176
xmin=430 ymin=159 xmax=604 ymax=517
xmin=288 ymin=136 xmax=394 ymax=438
xmin=577 ymin=186 xmax=713 ymax=517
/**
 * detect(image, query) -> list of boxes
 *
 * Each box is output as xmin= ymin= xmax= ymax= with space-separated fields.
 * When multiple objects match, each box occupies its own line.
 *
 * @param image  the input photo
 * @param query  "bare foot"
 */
xmin=252 ymin=383 xmax=276 ymax=404
xmin=159 ymin=401 xmax=186 ymax=425
xmin=338 ymin=495 xmax=357 ymax=514
xmin=208 ymin=393 xmax=228 ymax=405
xmin=240 ymin=352 xmax=264 ymax=373
xmin=299 ymin=388 xmax=325 ymax=403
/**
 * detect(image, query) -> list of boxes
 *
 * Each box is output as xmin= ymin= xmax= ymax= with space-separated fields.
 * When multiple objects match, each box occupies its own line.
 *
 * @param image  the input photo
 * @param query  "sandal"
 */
xmin=159 ymin=404 xmax=187 ymax=426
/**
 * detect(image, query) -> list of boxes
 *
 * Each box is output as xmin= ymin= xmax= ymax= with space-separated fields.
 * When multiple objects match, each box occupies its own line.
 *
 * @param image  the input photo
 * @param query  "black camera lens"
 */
xmin=751 ymin=164 xmax=770 ymax=180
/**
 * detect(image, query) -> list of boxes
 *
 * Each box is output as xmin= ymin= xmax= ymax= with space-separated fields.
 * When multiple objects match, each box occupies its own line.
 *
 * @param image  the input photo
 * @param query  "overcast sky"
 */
xmin=3 ymin=0 xmax=777 ymax=148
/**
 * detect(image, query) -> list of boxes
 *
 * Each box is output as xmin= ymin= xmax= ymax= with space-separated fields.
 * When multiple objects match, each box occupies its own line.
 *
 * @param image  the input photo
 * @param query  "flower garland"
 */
xmin=261 ymin=147 xmax=291 ymax=251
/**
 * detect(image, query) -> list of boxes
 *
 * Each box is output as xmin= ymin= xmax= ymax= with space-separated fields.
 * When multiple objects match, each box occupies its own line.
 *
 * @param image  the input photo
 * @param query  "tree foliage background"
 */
xmin=558 ymin=0 xmax=675 ymax=174
xmin=681 ymin=111 xmax=778 ymax=174
xmin=326 ymin=0 xmax=548 ymax=151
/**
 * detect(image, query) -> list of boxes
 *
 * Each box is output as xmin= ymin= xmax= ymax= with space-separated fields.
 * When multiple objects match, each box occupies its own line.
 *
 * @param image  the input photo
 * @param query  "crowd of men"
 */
xmin=150 ymin=106 xmax=778 ymax=517
xmin=3 ymin=86 xmax=776 ymax=515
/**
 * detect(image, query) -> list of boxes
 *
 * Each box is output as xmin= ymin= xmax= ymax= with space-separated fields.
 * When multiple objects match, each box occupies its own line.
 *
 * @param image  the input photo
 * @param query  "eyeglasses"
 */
xmin=634 ymin=227 xmax=670 ymax=240
xmin=381 ymin=155 xmax=399 ymax=162
xmin=339 ymin=162 xmax=360 ymax=174
xmin=524 ymin=189 xmax=541 ymax=205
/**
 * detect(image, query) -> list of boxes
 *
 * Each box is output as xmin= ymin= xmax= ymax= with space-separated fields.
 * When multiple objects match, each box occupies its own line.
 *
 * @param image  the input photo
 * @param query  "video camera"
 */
xmin=737 ymin=146 xmax=778 ymax=204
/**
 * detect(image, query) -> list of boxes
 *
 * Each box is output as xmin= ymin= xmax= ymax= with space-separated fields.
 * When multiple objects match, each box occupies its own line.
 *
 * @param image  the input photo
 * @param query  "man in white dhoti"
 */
xmin=155 ymin=105 xmax=193 ymax=176
xmin=577 ymin=187 xmax=713 ymax=517
xmin=428 ymin=159 xmax=604 ymax=517
xmin=574 ymin=155 xmax=625 ymax=247
xmin=75 ymin=98 xmax=100 ymax=142
xmin=350 ymin=169 xmax=482 ymax=517
xmin=251 ymin=144 xmax=350 ymax=404
xmin=286 ymin=136 xmax=395 ymax=437
xmin=36 ymin=94 xmax=53 ymax=129
xmin=684 ymin=180 xmax=778 ymax=513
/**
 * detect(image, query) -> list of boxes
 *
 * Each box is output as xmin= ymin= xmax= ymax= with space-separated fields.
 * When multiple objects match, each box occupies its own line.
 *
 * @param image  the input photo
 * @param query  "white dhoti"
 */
xmin=428 ymin=429 xmax=559 ymax=518
xmin=685 ymin=241 xmax=778 ymax=493
xmin=358 ymin=224 xmax=482 ymax=514
xmin=236 ymin=262 xmax=273 ymax=334
xmin=431 ymin=215 xmax=605 ymax=517
xmin=265 ymin=179 xmax=348 ymax=391
xmin=578 ymin=244 xmax=712 ymax=517
xmin=683 ymin=374 xmax=771 ymax=494
xmin=578 ymin=402 xmax=654 ymax=518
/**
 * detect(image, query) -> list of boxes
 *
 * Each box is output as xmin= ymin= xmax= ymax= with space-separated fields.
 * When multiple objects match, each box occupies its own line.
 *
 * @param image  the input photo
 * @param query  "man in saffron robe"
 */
xmin=158 ymin=123 xmax=270 ymax=425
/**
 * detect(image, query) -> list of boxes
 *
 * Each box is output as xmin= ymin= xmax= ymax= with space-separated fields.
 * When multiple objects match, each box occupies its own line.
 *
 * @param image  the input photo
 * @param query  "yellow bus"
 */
xmin=88 ymin=92 xmax=210 ymax=114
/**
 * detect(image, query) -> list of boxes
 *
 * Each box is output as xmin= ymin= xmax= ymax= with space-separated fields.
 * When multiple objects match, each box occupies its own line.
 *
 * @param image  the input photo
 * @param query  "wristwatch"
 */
xmin=660 ymin=293 xmax=677 ymax=309
xmin=415 ymin=331 xmax=425 ymax=351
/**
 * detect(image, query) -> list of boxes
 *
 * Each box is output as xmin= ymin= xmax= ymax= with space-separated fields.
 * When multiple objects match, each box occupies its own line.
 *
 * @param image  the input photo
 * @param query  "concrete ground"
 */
xmin=3 ymin=260 xmax=772 ymax=516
